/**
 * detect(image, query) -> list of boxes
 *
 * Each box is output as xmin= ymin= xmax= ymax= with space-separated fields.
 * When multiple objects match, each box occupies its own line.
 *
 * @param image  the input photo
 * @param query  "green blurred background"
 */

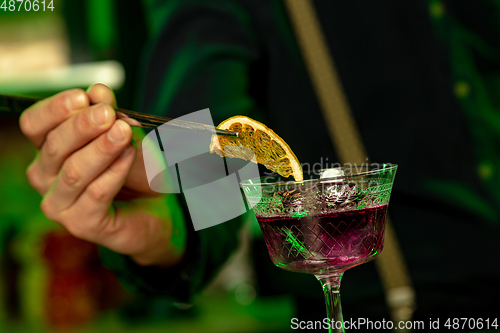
xmin=0 ymin=1 xmax=293 ymax=332
xmin=3 ymin=1 xmax=500 ymax=333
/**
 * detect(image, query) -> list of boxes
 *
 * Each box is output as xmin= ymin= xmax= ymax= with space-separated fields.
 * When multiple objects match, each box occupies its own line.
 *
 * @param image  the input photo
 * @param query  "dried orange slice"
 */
xmin=209 ymin=116 xmax=303 ymax=181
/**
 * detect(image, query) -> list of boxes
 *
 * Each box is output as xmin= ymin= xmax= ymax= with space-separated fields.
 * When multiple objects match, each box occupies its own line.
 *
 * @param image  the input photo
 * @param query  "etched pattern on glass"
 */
xmin=267 ymin=217 xmax=384 ymax=260
xmin=245 ymin=180 xmax=393 ymax=218
xmin=243 ymin=171 xmax=394 ymax=275
xmin=258 ymin=204 xmax=387 ymax=274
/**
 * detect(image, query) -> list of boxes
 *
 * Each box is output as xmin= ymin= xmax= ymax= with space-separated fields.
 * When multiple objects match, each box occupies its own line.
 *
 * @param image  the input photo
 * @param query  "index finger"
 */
xmin=19 ymin=89 xmax=89 ymax=149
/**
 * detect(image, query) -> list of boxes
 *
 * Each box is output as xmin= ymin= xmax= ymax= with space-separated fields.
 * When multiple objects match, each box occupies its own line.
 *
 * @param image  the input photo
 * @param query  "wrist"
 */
xmin=131 ymin=212 xmax=187 ymax=267
xmin=112 ymin=195 xmax=187 ymax=268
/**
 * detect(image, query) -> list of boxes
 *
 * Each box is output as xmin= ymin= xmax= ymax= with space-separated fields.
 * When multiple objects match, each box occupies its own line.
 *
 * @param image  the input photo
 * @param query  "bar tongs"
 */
xmin=0 ymin=94 xmax=238 ymax=137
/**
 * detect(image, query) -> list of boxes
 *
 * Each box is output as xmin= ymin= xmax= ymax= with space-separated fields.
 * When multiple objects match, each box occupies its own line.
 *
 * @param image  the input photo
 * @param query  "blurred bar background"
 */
xmin=0 ymin=1 xmax=293 ymax=332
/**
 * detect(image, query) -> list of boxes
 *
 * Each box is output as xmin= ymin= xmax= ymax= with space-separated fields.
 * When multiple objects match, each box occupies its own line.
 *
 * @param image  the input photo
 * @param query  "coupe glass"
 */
xmin=241 ymin=164 xmax=397 ymax=333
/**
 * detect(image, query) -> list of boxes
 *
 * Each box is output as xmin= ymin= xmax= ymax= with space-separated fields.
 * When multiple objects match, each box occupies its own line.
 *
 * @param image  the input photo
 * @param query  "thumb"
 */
xmin=86 ymin=83 xmax=117 ymax=107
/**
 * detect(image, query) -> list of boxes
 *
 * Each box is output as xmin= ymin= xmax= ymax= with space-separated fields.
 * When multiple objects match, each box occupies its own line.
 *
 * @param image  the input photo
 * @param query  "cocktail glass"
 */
xmin=241 ymin=164 xmax=397 ymax=333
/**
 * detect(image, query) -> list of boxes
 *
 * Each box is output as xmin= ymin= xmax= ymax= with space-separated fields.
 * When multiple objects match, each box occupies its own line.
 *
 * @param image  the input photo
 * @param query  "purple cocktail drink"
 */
xmin=257 ymin=204 xmax=387 ymax=275
xmin=241 ymin=165 xmax=397 ymax=333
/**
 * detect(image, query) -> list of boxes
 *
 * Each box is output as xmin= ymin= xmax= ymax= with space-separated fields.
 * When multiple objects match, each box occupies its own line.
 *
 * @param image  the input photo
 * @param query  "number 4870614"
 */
xmin=1 ymin=0 xmax=54 ymax=11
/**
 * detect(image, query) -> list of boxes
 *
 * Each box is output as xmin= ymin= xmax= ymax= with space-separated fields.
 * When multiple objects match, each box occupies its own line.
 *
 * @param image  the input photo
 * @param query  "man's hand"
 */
xmin=19 ymin=84 xmax=186 ymax=267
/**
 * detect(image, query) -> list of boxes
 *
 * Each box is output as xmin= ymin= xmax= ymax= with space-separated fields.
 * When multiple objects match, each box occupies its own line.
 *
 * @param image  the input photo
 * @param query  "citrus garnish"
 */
xmin=209 ymin=116 xmax=303 ymax=181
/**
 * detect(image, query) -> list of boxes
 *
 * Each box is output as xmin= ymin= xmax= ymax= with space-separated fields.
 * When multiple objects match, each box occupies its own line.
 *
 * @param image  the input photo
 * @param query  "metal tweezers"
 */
xmin=0 ymin=94 xmax=238 ymax=137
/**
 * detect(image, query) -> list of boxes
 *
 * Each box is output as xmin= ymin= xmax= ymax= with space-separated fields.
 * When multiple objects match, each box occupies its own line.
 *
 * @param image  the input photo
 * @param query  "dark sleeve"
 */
xmin=100 ymin=0 xmax=263 ymax=302
xmin=137 ymin=0 xmax=265 ymax=124
xmin=100 ymin=196 xmax=250 ymax=302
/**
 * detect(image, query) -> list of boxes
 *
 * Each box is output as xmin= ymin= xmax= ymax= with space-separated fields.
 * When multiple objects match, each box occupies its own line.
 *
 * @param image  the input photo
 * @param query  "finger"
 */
xmin=25 ymin=152 xmax=50 ymax=195
xmin=41 ymin=120 xmax=132 ymax=212
xmin=87 ymin=83 xmax=116 ymax=107
xmin=37 ymin=103 xmax=116 ymax=178
xmin=19 ymin=89 xmax=89 ymax=148
xmin=122 ymin=127 xmax=161 ymax=195
xmin=49 ymin=144 xmax=137 ymax=242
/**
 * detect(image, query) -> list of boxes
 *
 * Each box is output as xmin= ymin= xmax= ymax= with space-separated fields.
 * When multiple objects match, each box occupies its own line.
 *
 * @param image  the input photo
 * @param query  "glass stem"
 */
xmin=316 ymin=273 xmax=344 ymax=333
